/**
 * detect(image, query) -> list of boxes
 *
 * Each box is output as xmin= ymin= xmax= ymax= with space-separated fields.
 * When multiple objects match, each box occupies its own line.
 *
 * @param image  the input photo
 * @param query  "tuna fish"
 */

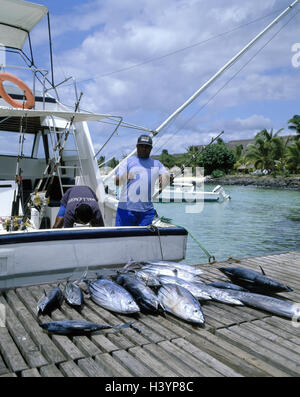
xmin=39 ymin=320 xmax=136 ymax=335
xmin=158 ymin=275 xmax=212 ymax=301
xmin=139 ymin=264 xmax=202 ymax=283
xmin=86 ymin=278 xmax=140 ymax=314
xmin=64 ymin=269 xmax=88 ymax=307
xmin=219 ymin=266 xmax=293 ymax=294
xmin=224 ymin=290 xmax=300 ymax=320
xmin=37 ymin=286 xmax=63 ymax=315
xmin=157 ymin=284 xmax=205 ymax=325
xmin=146 ymin=261 xmax=203 ymax=275
xmin=208 ymin=281 xmax=249 ymax=292
xmin=115 ymin=273 xmax=162 ymax=313
xmin=133 ymin=270 xmax=162 ymax=287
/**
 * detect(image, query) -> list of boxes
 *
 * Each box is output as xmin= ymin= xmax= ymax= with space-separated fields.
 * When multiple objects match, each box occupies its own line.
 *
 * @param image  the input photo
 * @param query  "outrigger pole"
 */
xmin=103 ymin=0 xmax=300 ymax=183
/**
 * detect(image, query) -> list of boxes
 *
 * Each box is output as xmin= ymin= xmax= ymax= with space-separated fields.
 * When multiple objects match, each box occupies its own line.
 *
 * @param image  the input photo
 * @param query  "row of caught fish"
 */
xmin=37 ymin=261 xmax=298 ymax=334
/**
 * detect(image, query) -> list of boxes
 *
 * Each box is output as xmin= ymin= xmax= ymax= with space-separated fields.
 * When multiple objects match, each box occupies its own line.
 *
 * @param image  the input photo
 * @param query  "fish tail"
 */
xmin=112 ymin=322 xmax=142 ymax=334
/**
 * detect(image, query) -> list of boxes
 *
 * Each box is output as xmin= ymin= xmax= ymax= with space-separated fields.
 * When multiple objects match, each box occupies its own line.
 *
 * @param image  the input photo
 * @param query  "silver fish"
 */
xmin=158 ymin=275 xmax=211 ymax=301
xmin=134 ymin=270 xmax=162 ymax=287
xmin=157 ymin=284 xmax=205 ymax=325
xmin=116 ymin=274 xmax=162 ymax=313
xmin=64 ymin=269 xmax=87 ymax=307
xmin=86 ymin=278 xmax=140 ymax=314
xmin=224 ymin=290 xmax=300 ymax=320
xmin=146 ymin=261 xmax=203 ymax=275
xmin=140 ymin=264 xmax=202 ymax=282
xmin=37 ymin=286 xmax=63 ymax=315
xmin=39 ymin=320 xmax=137 ymax=335
xmin=192 ymin=283 xmax=244 ymax=305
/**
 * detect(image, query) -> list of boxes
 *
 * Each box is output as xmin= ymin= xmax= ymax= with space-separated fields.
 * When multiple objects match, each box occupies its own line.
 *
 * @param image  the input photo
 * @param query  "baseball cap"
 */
xmin=137 ymin=134 xmax=152 ymax=147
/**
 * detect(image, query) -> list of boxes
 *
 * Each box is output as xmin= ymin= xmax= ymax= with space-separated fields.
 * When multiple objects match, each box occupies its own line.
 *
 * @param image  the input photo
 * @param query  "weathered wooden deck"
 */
xmin=0 ymin=251 xmax=300 ymax=377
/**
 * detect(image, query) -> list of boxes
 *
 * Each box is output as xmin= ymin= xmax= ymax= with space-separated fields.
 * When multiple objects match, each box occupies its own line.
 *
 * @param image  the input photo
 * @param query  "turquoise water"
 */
xmin=154 ymin=185 xmax=300 ymax=265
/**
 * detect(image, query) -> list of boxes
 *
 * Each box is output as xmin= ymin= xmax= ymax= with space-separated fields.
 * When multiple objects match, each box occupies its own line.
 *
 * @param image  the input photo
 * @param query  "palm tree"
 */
xmin=288 ymin=115 xmax=300 ymax=140
xmin=245 ymin=128 xmax=284 ymax=173
xmin=285 ymin=140 xmax=300 ymax=173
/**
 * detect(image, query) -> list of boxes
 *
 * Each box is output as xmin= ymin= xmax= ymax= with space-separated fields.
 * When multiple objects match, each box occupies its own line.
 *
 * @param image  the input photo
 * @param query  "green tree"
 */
xmin=245 ymin=128 xmax=284 ymax=173
xmin=198 ymin=142 xmax=235 ymax=175
xmin=158 ymin=149 xmax=176 ymax=169
xmin=288 ymin=115 xmax=300 ymax=140
xmin=285 ymin=140 xmax=300 ymax=174
xmin=106 ymin=157 xmax=119 ymax=169
xmin=98 ymin=156 xmax=106 ymax=167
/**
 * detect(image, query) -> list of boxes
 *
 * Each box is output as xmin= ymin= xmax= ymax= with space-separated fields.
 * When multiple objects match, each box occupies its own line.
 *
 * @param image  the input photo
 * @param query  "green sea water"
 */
xmin=154 ymin=184 xmax=300 ymax=265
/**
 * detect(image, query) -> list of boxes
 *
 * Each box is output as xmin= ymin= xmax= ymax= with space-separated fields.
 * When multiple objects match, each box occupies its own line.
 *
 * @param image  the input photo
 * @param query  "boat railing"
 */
xmin=0 ymin=63 xmax=77 ymax=108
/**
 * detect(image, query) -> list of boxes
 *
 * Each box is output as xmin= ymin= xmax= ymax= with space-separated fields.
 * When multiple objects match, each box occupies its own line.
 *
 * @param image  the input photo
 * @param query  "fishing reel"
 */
xmin=1 ymin=216 xmax=25 ymax=232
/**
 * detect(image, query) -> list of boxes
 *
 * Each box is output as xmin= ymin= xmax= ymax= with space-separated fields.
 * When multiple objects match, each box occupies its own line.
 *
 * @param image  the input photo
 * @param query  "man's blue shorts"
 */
xmin=115 ymin=207 xmax=156 ymax=226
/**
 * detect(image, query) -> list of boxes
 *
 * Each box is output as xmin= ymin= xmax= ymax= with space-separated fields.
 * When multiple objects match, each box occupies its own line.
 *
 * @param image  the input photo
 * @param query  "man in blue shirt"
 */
xmin=53 ymin=185 xmax=104 ymax=228
xmin=115 ymin=135 xmax=169 ymax=226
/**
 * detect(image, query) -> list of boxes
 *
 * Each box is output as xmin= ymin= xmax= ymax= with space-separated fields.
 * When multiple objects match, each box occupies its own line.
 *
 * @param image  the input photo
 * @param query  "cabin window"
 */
xmin=0 ymin=131 xmax=36 ymax=157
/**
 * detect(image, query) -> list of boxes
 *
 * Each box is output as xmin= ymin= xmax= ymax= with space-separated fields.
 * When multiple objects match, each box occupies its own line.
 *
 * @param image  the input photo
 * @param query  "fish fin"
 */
xmin=259 ymin=266 xmax=266 ymax=275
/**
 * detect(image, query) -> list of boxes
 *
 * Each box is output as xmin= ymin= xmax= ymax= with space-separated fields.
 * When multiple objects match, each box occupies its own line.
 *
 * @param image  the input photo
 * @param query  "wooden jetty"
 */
xmin=0 ymin=251 xmax=300 ymax=377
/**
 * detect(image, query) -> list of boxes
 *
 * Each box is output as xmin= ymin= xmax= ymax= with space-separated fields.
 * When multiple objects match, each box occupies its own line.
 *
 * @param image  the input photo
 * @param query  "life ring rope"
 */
xmin=0 ymin=72 xmax=35 ymax=109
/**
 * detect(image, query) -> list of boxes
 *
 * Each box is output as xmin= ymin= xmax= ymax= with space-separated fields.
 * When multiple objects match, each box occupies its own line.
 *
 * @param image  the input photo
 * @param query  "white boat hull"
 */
xmin=0 ymin=226 xmax=187 ymax=290
xmin=154 ymin=185 xmax=230 ymax=203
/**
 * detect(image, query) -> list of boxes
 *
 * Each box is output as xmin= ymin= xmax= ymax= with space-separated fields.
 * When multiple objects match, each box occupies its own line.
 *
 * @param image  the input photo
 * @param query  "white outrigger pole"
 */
xmin=103 ymin=0 xmax=300 ymax=185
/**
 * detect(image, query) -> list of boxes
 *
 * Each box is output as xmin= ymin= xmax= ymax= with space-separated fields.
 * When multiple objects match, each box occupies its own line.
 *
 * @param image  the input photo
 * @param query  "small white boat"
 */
xmin=154 ymin=183 xmax=230 ymax=203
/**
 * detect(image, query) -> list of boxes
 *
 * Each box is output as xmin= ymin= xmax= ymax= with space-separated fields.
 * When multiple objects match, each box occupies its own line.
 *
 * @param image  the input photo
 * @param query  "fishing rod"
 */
xmin=11 ymin=98 xmax=27 ymax=219
xmin=103 ymin=0 xmax=300 ymax=184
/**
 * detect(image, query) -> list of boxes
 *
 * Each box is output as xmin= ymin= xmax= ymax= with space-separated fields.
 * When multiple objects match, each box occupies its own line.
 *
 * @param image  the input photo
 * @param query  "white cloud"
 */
xmin=28 ymin=0 xmax=300 ymax=158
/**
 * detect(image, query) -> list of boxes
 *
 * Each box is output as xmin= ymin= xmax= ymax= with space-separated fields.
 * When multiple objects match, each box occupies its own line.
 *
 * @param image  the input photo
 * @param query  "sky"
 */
xmin=5 ymin=0 xmax=300 ymax=160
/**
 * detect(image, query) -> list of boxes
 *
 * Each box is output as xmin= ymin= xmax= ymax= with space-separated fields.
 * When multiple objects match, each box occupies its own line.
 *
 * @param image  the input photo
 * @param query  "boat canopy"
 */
xmin=0 ymin=107 xmax=111 ymax=123
xmin=0 ymin=0 xmax=48 ymax=50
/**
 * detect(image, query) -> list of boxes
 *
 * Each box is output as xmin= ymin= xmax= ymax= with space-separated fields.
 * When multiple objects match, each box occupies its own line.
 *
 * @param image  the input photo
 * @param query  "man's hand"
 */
xmin=115 ymin=172 xmax=136 ymax=186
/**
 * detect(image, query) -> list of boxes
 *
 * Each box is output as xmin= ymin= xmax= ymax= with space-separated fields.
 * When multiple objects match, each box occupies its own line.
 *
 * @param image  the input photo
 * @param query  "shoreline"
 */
xmin=205 ymin=174 xmax=300 ymax=190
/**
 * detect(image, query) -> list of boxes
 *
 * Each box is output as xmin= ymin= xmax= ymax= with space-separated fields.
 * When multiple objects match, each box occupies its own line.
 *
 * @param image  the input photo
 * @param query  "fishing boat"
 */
xmin=0 ymin=0 xmax=188 ymax=290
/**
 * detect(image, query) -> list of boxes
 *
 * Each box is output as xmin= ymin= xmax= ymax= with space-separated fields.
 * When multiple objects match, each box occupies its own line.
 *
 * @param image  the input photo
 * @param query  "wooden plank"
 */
xmin=216 ymin=328 xmax=293 ymax=376
xmin=39 ymin=364 xmax=64 ymax=377
xmin=184 ymin=332 xmax=268 ymax=377
xmin=128 ymin=345 xmax=179 ymax=377
xmin=0 ymin=295 xmax=48 ymax=368
xmin=112 ymin=349 xmax=157 ymax=377
xmin=227 ymin=324 xmax=300 ymax=374
xmin=158 ymin=339 xmax=222 ymax=377
xmin=0 ymin=372 xmax=17 ymax=377
xmin=90 ymin=334 xmax=120 ymax=353
xmin=142 ymin=343 xmax=201 ymax=377
xmin=6 ymin=289 xmax=66 ymax=364
xmin=59 ymin=361 xmax=87 ymax=377
xmin=172 ymin=338 xmax=243 ymax=377
xmin=0 ymin=327 xmax=28 ymax=373
xmin=0 ymin=353 xmax=9 ymax=376
xmin=21 ymin=368 xmax=41 ymax=377
xmin=240 ymin=321 xmax=300 ymax=354
xmin=77 ymin=357 xmax=111 ymax=377
xmin=95 ymin=353 xmax=134 ymax=377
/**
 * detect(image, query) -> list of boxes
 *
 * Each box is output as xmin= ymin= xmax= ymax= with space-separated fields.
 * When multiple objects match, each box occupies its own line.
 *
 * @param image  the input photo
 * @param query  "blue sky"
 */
xmin=10 ymin=0 xmax=300 ymax=159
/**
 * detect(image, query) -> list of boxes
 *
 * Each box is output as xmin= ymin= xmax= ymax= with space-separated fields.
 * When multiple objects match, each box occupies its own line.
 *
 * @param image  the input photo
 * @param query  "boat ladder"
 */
xmin=47 ymin=116 xmax=85 ymax=197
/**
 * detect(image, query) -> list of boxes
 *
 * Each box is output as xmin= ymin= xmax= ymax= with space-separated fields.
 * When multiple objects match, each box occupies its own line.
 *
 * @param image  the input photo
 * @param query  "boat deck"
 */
xmin=0 ymin=251 xmax=300 ymax=377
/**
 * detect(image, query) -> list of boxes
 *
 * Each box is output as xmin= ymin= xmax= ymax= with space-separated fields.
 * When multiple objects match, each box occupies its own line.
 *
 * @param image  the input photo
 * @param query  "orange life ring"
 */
xmin=0 ymin=72 xmax=35 ymax=109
